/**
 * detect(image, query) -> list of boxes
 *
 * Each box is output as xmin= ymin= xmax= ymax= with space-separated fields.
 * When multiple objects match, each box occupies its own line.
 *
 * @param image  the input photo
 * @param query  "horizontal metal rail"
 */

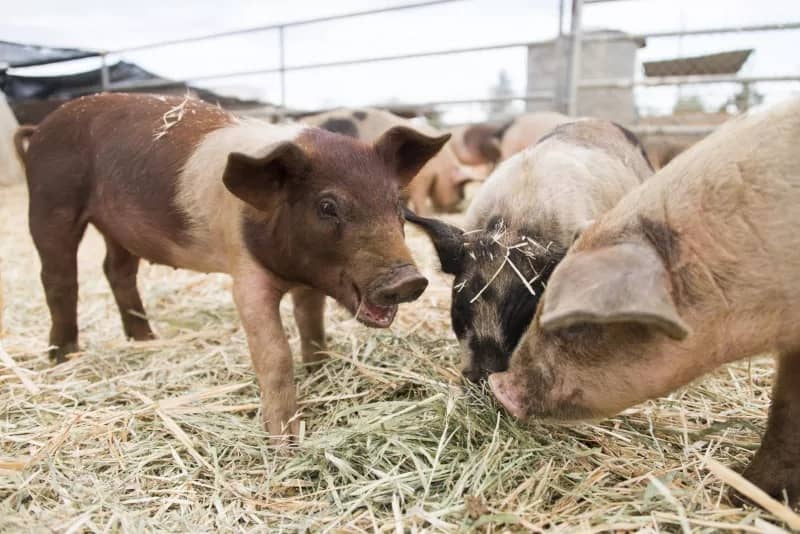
xmin=579 ymin=74 xmax=800 ymax=89
xmin=239 ymin=93 xmax=557 ymax=119
xmin=396 ymin=94 xmax=554 ymax=106
xmin=108 ymin=0 xmax=464 ymax=54
xmin=583 ymin=21 xmax=800 ymax=41
xmin=630 ymin=124 xmax=718 ymax=136
xmin=105 ymin=40 xmax=541 ymax=91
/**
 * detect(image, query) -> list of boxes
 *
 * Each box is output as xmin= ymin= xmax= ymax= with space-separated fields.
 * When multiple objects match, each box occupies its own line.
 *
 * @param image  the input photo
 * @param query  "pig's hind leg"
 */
xmin=740 ymin=352 xmax=800 ymax=506
xmin=28 ymin=202 xmax=87 ymax=364
xmin=291 ymin=287 xmax=328 ymax=366
xmin=102 ymin=236 xmax=155 ymax=342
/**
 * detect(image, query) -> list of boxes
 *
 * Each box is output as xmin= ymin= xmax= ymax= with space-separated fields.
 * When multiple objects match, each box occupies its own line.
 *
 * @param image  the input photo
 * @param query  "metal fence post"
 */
xmin=566 ymin=0 xmax=583 ymax=116
xmin=100 ymin=52 xmax=110 ymax=91
xmin=278 ymin=26 xmax=286 ymax=116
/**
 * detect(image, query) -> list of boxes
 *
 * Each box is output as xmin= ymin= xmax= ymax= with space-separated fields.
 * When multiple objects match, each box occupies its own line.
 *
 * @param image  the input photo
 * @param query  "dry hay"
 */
xmin=0 ymin=182 xmax=797 ymax=532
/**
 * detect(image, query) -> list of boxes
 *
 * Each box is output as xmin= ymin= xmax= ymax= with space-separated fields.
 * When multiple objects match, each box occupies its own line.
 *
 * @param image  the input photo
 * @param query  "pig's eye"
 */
xmin=317 ymin=198 xmax=339 ymax=220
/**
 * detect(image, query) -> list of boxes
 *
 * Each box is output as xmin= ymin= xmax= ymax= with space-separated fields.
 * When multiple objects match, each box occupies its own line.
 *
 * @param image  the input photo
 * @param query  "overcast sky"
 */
xmin=3 ymin=0 xmax=799 ymax=122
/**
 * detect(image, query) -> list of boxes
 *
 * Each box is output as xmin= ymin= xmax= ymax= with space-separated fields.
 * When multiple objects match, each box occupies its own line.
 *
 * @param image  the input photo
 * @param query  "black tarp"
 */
xmin=2 ymin=40 xmax=270 ymax=124
xmin=1 ymin=60 xmax=177 ymax=101
xmin=0 ymin=40 xmax=99 ymax=69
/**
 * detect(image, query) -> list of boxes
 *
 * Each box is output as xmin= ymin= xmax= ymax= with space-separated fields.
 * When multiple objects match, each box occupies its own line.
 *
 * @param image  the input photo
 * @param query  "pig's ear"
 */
xmin=223 ymin=141 xmax=311 ymax=211
xmin=480 ymin=137 xmax=502 ymax=163
xmin=375 ymin=126 xmax=451 ymax=186
xmin=403 ymin=206 xmax=465 ymax=275
xmin=540 ymin=242 xmax=690 ymax=340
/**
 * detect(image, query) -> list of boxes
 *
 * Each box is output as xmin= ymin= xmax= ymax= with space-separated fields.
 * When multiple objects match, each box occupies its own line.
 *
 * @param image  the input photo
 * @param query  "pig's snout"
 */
xmin=462 ymin=366 xmax=486 ymax=383
xmin=462 ymin=361 xmax=506 ymax=383
xmin=488 ymin=372 xmax=526 ymax=419
xmin=462 ymin=339 xmax=510 ymax=383
xmin=370 ymin=265 xmax=428 ymax=305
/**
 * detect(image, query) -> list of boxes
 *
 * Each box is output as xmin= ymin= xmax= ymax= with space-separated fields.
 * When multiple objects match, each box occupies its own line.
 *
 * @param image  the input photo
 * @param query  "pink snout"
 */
xmin=370 ymin=265 xmax=428 ymax=305
xmin=488 ymin=372 xmax=526 ymax=419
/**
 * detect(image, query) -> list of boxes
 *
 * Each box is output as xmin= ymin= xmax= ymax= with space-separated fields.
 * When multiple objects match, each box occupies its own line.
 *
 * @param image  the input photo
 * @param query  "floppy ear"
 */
xmin=447 ymin=168 xmax=481 ymax=198
xmin=480 ymin=137 xmax=502 ymax=163
xmin=403 ymin=206 xmax=465 ymax=275
xmin=222 ymin=141 xmax=311 ymax=211
xmin=540 ymin=242 xmax=690 ymax=340
xmin=374 ymin=126 xmax=451 ymax=186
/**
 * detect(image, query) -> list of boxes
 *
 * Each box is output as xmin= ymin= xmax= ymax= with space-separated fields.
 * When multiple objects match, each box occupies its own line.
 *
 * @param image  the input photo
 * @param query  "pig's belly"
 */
xmin=89 ymin=192 xmax=227 ymax=274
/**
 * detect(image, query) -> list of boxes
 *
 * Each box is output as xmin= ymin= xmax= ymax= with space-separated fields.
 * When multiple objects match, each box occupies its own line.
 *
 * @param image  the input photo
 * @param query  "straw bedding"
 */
xmin=0 ymin=182 xmax=796 ymax=532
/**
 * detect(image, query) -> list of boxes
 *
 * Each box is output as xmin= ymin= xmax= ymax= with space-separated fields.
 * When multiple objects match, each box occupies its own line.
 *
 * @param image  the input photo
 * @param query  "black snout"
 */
xmin=462 ymin=337 xmax=510 ymax=384
xmin=461 ymin=366 xmax=489 ymax=384
xmin=370 ymin=265 xmax=428 ymax=305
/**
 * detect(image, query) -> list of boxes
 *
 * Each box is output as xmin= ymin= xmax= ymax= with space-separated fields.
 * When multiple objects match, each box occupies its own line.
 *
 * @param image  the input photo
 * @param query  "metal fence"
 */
xmin=572 ymin=2 xmax=800 ymax=136
xmin=7 ymin=0 xmax=800 ymax=130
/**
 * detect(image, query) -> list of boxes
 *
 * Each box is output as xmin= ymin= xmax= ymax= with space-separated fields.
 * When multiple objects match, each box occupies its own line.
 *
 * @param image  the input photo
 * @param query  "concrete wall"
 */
xmin=526 ymin=30 xmax=643 ymax=123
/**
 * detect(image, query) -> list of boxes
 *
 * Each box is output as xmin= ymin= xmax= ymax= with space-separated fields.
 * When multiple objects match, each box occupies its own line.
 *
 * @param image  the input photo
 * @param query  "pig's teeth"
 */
xmin=358 ymin=302 xmax=397 ymax=326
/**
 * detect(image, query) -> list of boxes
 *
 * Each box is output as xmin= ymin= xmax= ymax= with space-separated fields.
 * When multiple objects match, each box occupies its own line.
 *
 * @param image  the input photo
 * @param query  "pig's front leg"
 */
xmin=740 ymin=352 xmax=800 ymax=506
xmin=232 ymin=267 xmax=299 ymax=441
xmin=291 ymin=287 xmax=328 ymax=366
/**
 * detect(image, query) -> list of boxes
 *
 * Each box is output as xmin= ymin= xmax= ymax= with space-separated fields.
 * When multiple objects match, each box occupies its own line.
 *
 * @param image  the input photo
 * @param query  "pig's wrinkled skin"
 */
xmin=498 ymin=112 xmax=571 ymax=161
xmin=21 ymin=93 xmax=447 ymax=440
xmin=490 ymin=98 xmax=800 ymax=504
xmin=304 ymin=108 xmax=479 ymax=215
xmin=406 ymin=119 xmax=653 ymax=383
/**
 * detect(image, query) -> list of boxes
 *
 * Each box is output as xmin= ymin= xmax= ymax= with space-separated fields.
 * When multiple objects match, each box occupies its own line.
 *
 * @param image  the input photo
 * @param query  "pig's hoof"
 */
xmin=130 ymin=329 xmax=157 ymax=342
xmin=264 ymin=413 xmax=301 ymax=447
xmin=730 ymin=460 xmax=800 ymax=508
xmin=49 ymin=341 xmax=79 ymax=365
xmin=302 ymin=351 xmax=329 ymax=369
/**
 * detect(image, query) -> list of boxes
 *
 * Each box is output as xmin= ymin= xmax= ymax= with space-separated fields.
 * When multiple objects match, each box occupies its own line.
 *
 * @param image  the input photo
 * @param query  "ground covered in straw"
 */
xmin=0 ymin=182 xmax=796 ymax=532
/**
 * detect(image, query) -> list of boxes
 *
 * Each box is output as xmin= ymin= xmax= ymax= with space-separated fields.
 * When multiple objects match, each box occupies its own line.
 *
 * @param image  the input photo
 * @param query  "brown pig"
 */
xmin=448 ymin=123 xmax=502 ymax=166
xmin=498 ymin=111 xmax=571 ymax=161
xmin=20 ymin=93 xmax=448 ymax=439
xmin=489 ymin=98 xmax=800 ymax=504
xmin=304 ymin=108 xmax=478 ymax=215
xmin=641 ymin=136 xmax=692 ymax=170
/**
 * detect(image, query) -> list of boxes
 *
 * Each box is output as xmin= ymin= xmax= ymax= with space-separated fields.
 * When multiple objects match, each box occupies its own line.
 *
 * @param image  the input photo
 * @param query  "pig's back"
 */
xmin=500 ymin=112 xmax=570 ymax=160
xmin=304 ymin=108 xmax=403 ymax=142
xmin=595 ymin=98 xmax=800 ymax=319
xmin=466 ymin=121 xmax=650 ymax=244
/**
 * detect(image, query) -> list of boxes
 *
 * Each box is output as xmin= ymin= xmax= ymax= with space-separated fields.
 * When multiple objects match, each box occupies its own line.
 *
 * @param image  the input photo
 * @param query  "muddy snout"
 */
xmin=368 ymin=264 xmax=428 ymax=305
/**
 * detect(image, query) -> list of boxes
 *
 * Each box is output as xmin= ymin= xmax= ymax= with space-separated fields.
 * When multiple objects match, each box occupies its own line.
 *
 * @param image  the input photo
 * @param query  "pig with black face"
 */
xmin=20 ymin=93 xmax=448 ymax=440
xmin=490 ymin=98 xmax=800 ymax=505
xmin=407 ymin=119 xmax=653 ymax=382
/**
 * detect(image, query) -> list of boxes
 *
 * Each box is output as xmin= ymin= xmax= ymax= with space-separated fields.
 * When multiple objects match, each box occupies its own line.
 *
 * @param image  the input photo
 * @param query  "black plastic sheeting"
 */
xmin=1 ymin=40 xmax=269 ymax=124
xmin=1 ymin=61 xmax=175 ymax=101
xmin=0 ymin=39 xmax=99 ymax=69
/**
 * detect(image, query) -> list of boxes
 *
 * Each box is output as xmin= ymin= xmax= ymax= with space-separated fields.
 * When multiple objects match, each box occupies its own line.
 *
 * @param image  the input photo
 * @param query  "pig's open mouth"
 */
xmin=351 ymin=284 xmax=397 ymax=328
